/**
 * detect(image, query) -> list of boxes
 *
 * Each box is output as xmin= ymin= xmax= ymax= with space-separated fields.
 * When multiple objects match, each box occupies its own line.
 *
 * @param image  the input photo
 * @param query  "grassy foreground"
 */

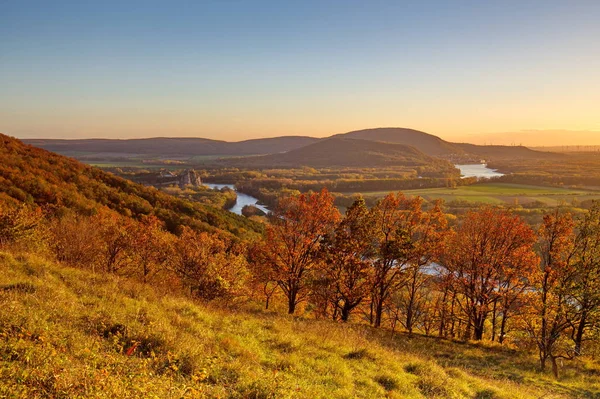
xmin=1 ymin=252 xmax=599 ymax=398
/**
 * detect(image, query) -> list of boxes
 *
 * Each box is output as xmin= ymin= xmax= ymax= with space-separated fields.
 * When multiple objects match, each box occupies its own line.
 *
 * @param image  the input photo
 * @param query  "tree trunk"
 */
xmin=474 ymin=324 xmax=485 ymax=341
xmin=574 ymin=312 xmax=587 ymax=356
xmin=287 ymin=289 xmax=297 ymax=314
xmin=340 ymin=302 xmax=351 ymax=322
xmin=551 ymin=356 xmax=559 ymax=379
xmin=438 ymin=287 xmax=448 ymax=337
xmin=491 ymin=299 xmax=498 ymax=342
xmin=374 ymin=298 xmax=384 ymax=328
xmin=539 ymin=351 xmax=547 ymax=371
xmin=406 ymin=305 xmax=414 ymax=335
xmin=499 ymin=311 xmax=508 ymax=344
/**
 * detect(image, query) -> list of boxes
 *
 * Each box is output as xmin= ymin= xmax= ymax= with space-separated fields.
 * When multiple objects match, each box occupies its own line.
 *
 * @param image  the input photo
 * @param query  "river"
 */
xmin=209 ymin=165 xmax=501 ymax=215
xmin=204 ymin=183 xmax=269 ymax=215
xmin=455 ymin=164 xmax=504 ymax=179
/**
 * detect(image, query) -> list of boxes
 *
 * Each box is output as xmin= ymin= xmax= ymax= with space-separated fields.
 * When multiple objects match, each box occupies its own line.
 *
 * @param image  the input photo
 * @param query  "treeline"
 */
xmin=236 ymin=176 xmax=475 ymax=208
xmin=250 ymin=190 xmax=600 ymax=378
xmin=0 ymin=204 xmax=249 ymax=301
xmin=490 ymin=155 xmax=600 ymax=187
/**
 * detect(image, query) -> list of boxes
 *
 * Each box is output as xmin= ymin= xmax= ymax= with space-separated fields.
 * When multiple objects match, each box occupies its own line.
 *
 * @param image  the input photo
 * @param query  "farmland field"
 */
xmin=353 ymin=183 xmax=600 ymax=206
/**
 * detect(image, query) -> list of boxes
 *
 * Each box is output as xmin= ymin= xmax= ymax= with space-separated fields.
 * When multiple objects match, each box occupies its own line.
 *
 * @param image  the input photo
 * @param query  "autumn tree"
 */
xmin=0 ymin=204 xmax=44 ymax=250
xmin=321 ymin=197 xmax=375 ymax=322
xmin=369 ymin=193 xmax=421 ymax=328
xmin=570 ymin=202 xmax=600 ymax=355
xmin=261 ymin=189 xmax=340 ymax=314
xmin=131 ymin=215 xmax=172 ymax=283
xmin=49 ymin=213 xmax=102 ymax=269
xmin=527 ymin=210 xmax=576 ymax=377
xmin=171 ymin=227 xmax=248 ymax=300
xmin=441 ymin=207 xmax=537 ymax=341
xmin=247 ymin=240 xmax=279 ymax=310
xmin=93 ymin=212 xmax=135 ymax=274
xmin=398 ymin=200 xmax=449 ymax=335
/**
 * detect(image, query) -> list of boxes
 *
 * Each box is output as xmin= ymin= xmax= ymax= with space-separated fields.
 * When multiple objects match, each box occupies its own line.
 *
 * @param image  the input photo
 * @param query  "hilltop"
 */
xmin=332 ymin=127 xmax=466 ymax=156
xmin=222 ymin=137 xmax=455 ymax=169
xmin=0 ymin=134 xmax=261 ymax=237
xmin=2 ymin=252 xmax=598 ymax=398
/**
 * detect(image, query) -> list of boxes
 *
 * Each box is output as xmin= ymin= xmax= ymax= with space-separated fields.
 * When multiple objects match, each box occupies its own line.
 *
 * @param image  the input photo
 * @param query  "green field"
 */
xmin=356 ymin=183 xmax=600 ymax=206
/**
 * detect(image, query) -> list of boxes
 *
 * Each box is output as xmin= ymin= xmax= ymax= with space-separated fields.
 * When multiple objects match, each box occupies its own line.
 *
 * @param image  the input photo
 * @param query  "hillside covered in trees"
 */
xmin=221 ymin=137 xmax=457 ymax=169
xmin=0 ymin=134 xmax=261 ymax=238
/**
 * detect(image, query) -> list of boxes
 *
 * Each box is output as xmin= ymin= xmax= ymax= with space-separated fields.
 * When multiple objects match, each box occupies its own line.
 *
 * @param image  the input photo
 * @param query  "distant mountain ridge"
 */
xmin=23 ymin=127 xmax=559 ymax=163
xmin=221 ymin=137 xmax=450 ymax=168
xmin=23 ymin=136 xmax=320 ymax=156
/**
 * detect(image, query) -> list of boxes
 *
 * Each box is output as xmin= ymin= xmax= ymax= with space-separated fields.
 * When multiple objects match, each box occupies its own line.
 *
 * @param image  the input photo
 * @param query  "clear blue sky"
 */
xmin=2 ymin=1 xmax=599 ymax=144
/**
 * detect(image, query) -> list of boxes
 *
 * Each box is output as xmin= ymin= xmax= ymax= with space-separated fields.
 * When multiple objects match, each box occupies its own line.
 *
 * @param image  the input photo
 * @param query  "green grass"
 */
xmin=1 ymin=251 xmax=599 ymax=398
xmin=354 ymin=183 xmax=600 ymax=207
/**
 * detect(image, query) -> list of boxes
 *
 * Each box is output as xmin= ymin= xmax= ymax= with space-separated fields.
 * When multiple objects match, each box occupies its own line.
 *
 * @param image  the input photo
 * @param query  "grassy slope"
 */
xmin=354 ymin=183 xmax=600 ymax=206
xmin=1 ymin=253 xmax=599 ymax=398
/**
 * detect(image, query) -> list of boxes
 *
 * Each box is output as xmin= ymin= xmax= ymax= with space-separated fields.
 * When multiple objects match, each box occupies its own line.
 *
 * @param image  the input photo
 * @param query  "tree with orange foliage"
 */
xmin=131 ymin=215 xmax=172 ymax=283
xmin=93 ymin=211 xmax=135 ymax=274
xmin=261 ymin=189 xmax=340 ymax=314
xmin=441 ymin=207 xmax=537 ymax=341
xmin=0 ymin=203 xmax=44 ymax=250
xmin=570 ymin=202 xmax=600 ymax=356
xmin=171 ymin=227 xmax=248 ymax=300
xmin=321 ymin=197 xmax=375 ymax=322
xmin=527 ymin=210 xmax=577 ymax=377
xmin=369 ymin=193 xmax=423 ymax=328
xmin=398 ymin=200 xmax=449 ymax=335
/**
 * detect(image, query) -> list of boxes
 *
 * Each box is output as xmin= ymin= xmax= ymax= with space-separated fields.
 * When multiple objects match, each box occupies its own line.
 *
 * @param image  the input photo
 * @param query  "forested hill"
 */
xmin=0 ymin=134 xmax=261 ymax=238
xmin=221 ymin=137 xmax=457 ymax=170
xmin=331 ymin=127 xmax=466 ymax=156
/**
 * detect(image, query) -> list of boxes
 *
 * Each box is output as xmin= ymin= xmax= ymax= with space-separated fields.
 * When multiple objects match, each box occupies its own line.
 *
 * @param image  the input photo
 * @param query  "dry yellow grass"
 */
xmin=1 ymin=251 xmax=598 ymax=398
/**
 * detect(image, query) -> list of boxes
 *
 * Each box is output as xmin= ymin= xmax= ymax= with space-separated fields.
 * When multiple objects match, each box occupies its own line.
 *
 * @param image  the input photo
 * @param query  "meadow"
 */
xmin=354 ymin=183 xmax=600 ymax=207
xmin=1 ymin=252 xmax=599 ymax=399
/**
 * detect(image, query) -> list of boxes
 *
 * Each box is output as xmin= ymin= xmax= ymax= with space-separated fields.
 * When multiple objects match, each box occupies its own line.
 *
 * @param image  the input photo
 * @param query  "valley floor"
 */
xmin=1 ymin=252 xmax=599 ymax=398
xmin=356 ymin=183 xmax=600 ymax=207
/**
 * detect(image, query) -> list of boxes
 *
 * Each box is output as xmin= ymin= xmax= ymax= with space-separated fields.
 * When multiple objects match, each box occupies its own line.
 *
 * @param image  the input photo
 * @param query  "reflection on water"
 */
xmin=204 ymin=183 xmax=269 ymax=215
xmin=455 ymin=164 xmax=504 ymax=179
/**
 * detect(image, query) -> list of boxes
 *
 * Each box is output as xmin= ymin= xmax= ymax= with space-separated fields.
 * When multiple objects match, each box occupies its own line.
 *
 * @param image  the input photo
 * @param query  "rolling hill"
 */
xmin=454 ymin=143 xmax=559 ymax=160
xmin=0 ymin=134 xmax=261 ymax=237
xmin=222 ymin=137 xmax=455 ymax=169
xmin=332 ymin=127 xmax=466 ymax=156
xmin=23 ymin=136 xmax=319 ymax=157
xmin=22 ymin=127 xmax=561 ymax=166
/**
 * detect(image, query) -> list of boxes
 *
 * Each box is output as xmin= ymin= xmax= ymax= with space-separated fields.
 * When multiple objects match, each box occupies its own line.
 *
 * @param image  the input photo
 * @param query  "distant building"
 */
xmin=178 ymin=169 xmax=202 ymax=188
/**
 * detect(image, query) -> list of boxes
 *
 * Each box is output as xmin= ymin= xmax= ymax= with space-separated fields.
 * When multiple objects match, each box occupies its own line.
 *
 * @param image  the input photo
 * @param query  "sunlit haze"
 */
xmin=2 ymin=1 xmax=599 ymax=144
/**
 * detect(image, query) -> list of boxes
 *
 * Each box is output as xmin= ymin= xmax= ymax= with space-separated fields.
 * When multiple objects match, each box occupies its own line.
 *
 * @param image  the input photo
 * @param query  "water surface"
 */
xmin=204 ymin=183 xmax=269 ymax=215
xmin=455 ymin=164 xmax=504 ymax=179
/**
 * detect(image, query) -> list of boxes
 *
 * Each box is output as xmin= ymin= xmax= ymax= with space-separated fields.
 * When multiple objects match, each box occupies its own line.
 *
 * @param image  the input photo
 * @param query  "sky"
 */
xmin=1 ymin=1 xmax=600 ymax=145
